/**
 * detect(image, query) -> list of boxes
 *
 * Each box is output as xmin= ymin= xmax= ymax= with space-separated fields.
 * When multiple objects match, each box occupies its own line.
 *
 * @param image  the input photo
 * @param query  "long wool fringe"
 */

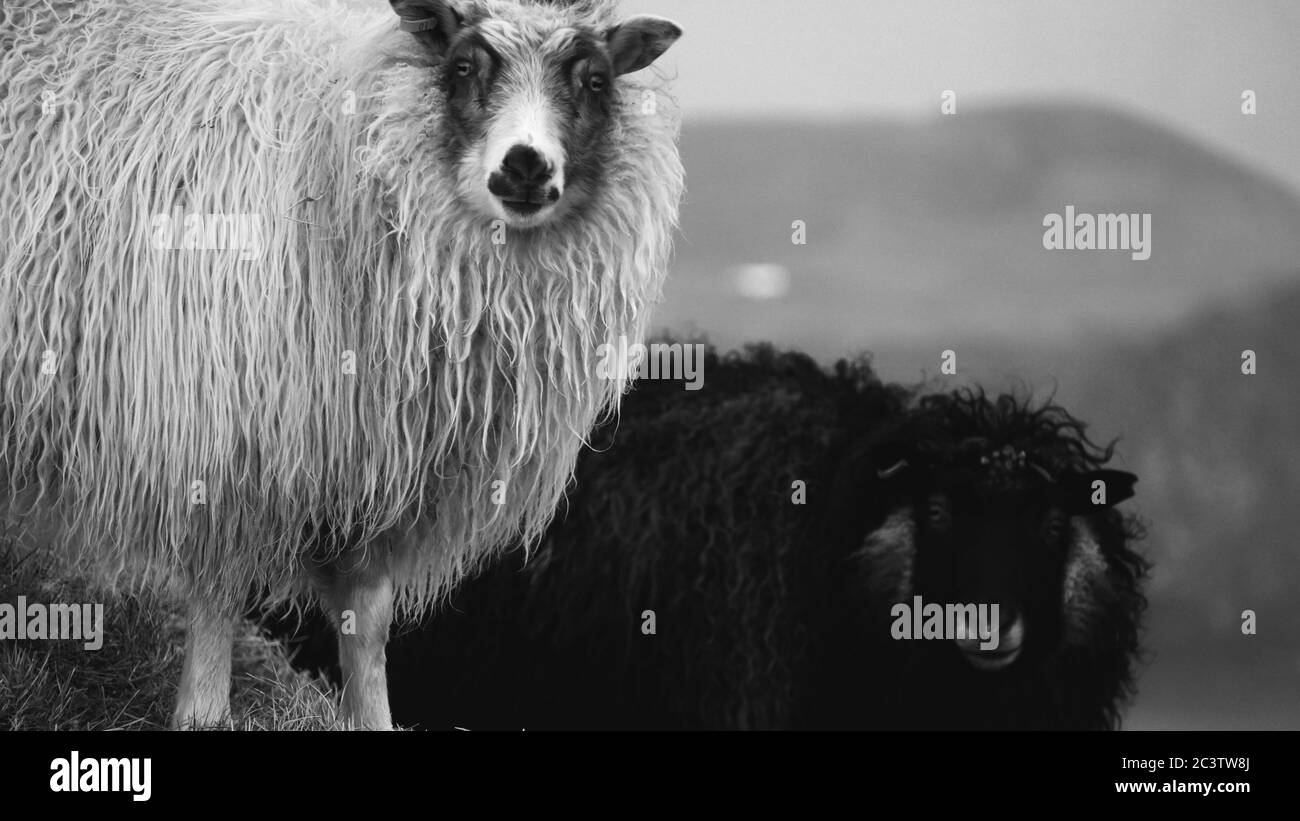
xmin=0 ymin=0 xmax=684 ymax=616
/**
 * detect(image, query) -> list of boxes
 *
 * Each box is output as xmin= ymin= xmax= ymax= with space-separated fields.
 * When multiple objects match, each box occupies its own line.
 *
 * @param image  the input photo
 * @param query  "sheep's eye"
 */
xmin=925 ymin=496 xmax=950 ymax=529
xmin=588 ymin=73 xmax=608 ymax=92
xmin=1043 ymin=513 xmax=1067 ymax=542
xmin=454 ymin=59 xmax=474 ymax=78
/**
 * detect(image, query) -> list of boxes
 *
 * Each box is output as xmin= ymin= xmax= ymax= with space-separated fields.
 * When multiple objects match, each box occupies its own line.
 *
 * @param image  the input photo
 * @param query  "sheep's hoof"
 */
xmin=343 ymin=711 xmax=394 ymax=731
xmin=170 ymin=704 xmax=231 ymax=731
xmin=170 ymin=714 xmax=230 ymax=731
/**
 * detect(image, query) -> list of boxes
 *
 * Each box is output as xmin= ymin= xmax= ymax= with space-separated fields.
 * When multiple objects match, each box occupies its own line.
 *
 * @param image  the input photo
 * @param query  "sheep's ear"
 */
xmin=874 ymin=452 xmax=931 ymax=493
xmin=390 ymin=0 xmax=462 ymax=56
xmin=855 ymin=422 xmax=919 ymax=487
xmin=606 ymin=15 xmax=682 ymax=75
xmin=874 ymin=457 xmax=912 ymax=482
xmin=1062 ymin=469 xmax=1137 ymax=512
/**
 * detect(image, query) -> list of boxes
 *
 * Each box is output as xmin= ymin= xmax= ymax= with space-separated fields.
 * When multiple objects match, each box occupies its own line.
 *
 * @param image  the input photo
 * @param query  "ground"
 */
xmin=0 ymin=549 xmax=346 ymax=731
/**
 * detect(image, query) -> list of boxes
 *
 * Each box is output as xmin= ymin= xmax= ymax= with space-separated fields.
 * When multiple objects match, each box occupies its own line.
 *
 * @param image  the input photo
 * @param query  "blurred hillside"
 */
xmin=665 ymin=103 xmax=1300 ymax=355
xmin=656 ymin=103 xmax=1300 ymax=728
xmin=1070 ymin=286 xmax=1300 ymax=637
xmin=1067 ymin=286 xmax=1300 ymax=728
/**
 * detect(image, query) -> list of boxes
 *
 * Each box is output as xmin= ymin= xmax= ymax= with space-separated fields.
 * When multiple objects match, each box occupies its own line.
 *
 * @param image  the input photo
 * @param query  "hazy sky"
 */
xmin=626 ymin=0 xmax=1300 ymax=193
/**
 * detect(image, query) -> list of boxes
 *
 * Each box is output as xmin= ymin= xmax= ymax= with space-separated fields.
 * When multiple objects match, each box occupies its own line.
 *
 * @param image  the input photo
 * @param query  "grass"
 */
xmin=0 ymin=548 xmax=349 ymax=731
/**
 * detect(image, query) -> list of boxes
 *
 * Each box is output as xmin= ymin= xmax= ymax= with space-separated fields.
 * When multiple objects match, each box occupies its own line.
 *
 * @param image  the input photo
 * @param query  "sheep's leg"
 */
xmin=172 ymin=596 xmax=233 ymax=729
xmin=317 ymin=561 xmax=395 ymax=730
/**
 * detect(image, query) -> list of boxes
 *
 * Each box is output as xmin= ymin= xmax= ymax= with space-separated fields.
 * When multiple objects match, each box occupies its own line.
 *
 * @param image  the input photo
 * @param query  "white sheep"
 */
xmin=0 ymin=0 xmax=684 ymax=729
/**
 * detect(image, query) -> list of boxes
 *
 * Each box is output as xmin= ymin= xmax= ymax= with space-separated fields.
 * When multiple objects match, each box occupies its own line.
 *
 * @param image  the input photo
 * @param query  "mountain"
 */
xmin=1064 ymin=282 xmax=1300 ymax=728
xmin=658 ymin=103 xmax=1300 ymax=359
xmin=1070 ymin=284 xmax=1300 ymax=636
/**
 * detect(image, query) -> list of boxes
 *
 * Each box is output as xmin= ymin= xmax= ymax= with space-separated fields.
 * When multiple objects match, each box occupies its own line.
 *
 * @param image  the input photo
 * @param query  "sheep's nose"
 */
xmin=501 ymin=145 xmax=552 ymax=183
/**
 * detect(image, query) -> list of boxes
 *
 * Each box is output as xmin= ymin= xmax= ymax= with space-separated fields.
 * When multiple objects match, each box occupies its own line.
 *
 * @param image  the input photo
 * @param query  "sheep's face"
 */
xmin=863 ymin=460 xmax=1137 ymax=673
xmin=391 ymin=0 xmax=682 ymax=228
xmin=912 ymin=480 xmax=1077 ymax=672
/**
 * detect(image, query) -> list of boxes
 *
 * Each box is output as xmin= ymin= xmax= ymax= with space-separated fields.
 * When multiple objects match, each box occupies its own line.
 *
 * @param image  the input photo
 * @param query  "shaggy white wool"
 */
xmin=0 ymin=0 xmax=684 ymax=616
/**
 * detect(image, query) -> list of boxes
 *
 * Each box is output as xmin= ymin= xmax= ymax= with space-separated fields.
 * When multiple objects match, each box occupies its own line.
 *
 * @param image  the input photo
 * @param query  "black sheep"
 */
xmin=268 ymin=345 xmax=1148 ymax=730
xmin=814 ymin=389 xmax=1149 ymax=729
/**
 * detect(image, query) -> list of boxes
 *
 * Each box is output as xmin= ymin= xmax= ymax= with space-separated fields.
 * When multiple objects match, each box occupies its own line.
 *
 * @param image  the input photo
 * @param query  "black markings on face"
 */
xmin=912 ymin=485 xmax=1073 ymax=640
xmin=433 ymin=24 xmax=619 ymax=212
xmin=440 ymin=31 xmax=500 ymax=154
xmin=556 ymin=35 xmax=616 ymax=194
